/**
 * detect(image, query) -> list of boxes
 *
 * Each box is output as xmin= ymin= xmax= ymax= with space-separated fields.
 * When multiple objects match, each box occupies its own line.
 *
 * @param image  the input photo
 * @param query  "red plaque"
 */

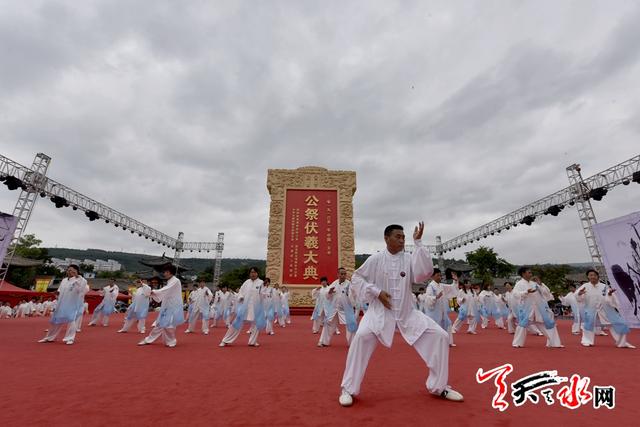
xmin=282 ymin=189 xmax=339 ymax=285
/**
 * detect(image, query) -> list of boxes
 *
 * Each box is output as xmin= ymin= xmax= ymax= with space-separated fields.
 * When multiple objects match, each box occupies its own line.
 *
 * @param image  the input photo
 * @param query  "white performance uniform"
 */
xmin=1 ymin=305 xmax=12 ymax=318
xmin=141 ymin=276 xmax=184 ymax=347
xmin=89 ymin=284 xmax=119 ymax=326
xmin=341 ymin=239 xmax=450 ymax=397
xmin=221 ymin=278 xmax=263 ymax=346
xmin=576 ymin=281 xmax=634 ymax=348
xmin=120 ymin=284 xmax=152 ymax=333
xmin=559 ymin=290 xmax=581 ymax=334
xmin=512 ymin=280 xmax=563 ymax=348
xmin=504 ymin=290 xmax=516 ymax=333
xmin=187 ymin=286 xmax=213 ymax=334
xmin=41 ymin=276 xmax=89 ymax=343
xmin=451 ymin=289 xmax=472 ymax=333
xmin=321 ymin=279 xmax=355 ymax=345
xmin=424 ymin=280 xmax=457 ymax=345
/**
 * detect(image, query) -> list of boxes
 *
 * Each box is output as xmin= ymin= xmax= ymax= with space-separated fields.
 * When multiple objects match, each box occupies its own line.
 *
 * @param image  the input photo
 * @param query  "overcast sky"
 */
xmin=1 ymin=1 xmax=640 ymax=265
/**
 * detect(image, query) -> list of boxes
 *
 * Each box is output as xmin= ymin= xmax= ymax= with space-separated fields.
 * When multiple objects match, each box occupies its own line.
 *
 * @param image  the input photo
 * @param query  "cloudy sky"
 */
xmin=1 ymin=0 xmax=640 ymax=264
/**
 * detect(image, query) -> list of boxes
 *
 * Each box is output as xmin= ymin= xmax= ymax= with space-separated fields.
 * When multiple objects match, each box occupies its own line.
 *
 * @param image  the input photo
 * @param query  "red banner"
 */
xmin=282 ymin=189 xmax=339 ymax=285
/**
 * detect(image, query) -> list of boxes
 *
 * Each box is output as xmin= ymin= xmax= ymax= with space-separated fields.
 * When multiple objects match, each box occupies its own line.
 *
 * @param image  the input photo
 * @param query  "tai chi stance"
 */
xmin=38 ymin=265 xmax=89 ymax=345
xmin=338 ymin=222 xmax=463 ymax=406
xmin=138 ymin=265 xmax=184 ymax=347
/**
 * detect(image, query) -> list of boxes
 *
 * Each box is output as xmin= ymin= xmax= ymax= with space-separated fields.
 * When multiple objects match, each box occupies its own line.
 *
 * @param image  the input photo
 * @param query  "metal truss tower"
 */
xmin=1 ymin=153 xmax=224 ymax=274
xmin=212 ymin=232 xmax=224 ymax=287
xmin=0 ymin=153 xmax=51 ymax=282
xmin=566 ymin=164 xmax=606 ymax=279
xmin=439 ymin=154 xmax=640 ymax=257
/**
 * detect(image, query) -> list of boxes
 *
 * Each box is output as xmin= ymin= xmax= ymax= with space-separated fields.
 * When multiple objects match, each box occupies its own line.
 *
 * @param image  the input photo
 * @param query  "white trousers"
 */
xmin=143 ymin=326 xmax=177 ymax=346
xmin=121 ymin=318 xmax=146 ymax=333
xmin=277 ymin=314 xmax=286 ymax=327
xmin=312 ymin=318 xmax=321 ymax=333
xmin=222 ymin=322 xmax=259 ymax=345
xmin=89 ymin=311 xmax=110 ymax=326
xmin=581 ymin=329 xmax=630 ymax=347
xmin=266 ymin=319 xmax=274 ymax=334
xmin=189 ymin=315 xmax=209 ymax=333
xmin=495 ymin=318 xmax=505 ymax=329
xmin=75 ymin=313 xmax=84 ymax=331
xmin=43 ymin=322 xmax=77 ymax=342
xmin=571 ymin=321 xmax=581 ymax=334
xmin=506 ymin=313 xmax=515 ymax=333
xmin=513 ymin=323 xmax=562 ymax=347
xmin=319 ymin=316 xmax=353 ymax=346
xmin=341 ymin=323 xmax=449 ymax=396
xmin=467 ymin=317 xmax=477 ymax=333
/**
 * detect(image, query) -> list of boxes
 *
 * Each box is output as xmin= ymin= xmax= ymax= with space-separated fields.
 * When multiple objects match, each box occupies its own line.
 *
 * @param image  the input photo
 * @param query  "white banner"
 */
xmin=592 ymin=211 xmax=640 ymax=328
xmin=0 ymin=212 xmax=19 ymax=267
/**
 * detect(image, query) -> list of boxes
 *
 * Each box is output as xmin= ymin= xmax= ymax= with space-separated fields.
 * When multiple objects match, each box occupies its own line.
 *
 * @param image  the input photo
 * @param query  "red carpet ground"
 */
xmin=1 ymin=314 xmax=637 ymax=427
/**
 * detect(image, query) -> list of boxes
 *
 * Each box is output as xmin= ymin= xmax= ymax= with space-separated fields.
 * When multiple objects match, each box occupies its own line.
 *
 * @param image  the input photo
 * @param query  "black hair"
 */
xmin=320 ymin=276 xmax=328 ymax=282
xmin=338 ymin=267 xmax=346 ymax=272
xmin=384 ymin=224 xmax=403 ymax=237
xmin=517 ymin=266 xmax=530 ymax=277
xmin=68 ymin=264 xmax=80 ymax=274
xmin=433 ymin=268 xmax=442 ymax=275
xmin=585 ymin=269 xmax=599 ymax=278
xmin=162 ymin=264 xmax=177 ymax=275
xmin=249 ymin=266 xmax=260 ymax=275
xmin=264 ymin=277 xmax=271 ymax=284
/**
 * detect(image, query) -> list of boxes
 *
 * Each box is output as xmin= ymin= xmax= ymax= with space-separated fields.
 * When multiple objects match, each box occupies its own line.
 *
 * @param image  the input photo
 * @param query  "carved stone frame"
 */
xmin=266 ymin=167 xmax=356 ymax=306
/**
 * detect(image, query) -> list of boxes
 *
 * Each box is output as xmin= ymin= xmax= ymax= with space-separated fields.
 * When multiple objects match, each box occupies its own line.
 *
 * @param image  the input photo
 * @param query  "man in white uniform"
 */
xmin=328 ymin=267 xmax=357 ymax=344
xmin=219 ymin=267 xmax=264 ymax=347
xmin=338 ymin=222 xmax=463 ymax=407
xmin=118 ymin=279 xmax=152 ymax=333
xmin=511 ymin=268 xmax=563 ymax=348
xmin=138 ymin=265 xmax=184 ymax=347
xmin=424 ymin=269 xmax=458 ymax=346
xmin=576 ymin=269 xmax=635 ymax=348
xmin=88 ymin=281 xmax=119 ymax=326
xmin=186 ymin=280 xmax=213 ymax=334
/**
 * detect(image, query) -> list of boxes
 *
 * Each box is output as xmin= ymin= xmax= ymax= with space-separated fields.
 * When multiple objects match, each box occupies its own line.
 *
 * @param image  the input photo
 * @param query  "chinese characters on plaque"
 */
xmin=282 ymin=190 xmax=339 ymax=285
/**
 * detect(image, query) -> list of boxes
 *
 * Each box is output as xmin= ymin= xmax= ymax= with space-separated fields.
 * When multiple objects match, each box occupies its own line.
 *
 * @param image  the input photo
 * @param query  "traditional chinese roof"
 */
xmin=138 ymin=255 xmax=191 ymax=273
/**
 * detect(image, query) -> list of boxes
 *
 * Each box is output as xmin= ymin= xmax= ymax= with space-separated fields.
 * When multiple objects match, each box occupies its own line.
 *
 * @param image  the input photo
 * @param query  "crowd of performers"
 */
xmin=0 ymin=297 xmax=66 ymax=318
xmin=22 ymin=222 xmax=636 ymax=407
xmin=31 ymin=264 xmax=292 ymax=347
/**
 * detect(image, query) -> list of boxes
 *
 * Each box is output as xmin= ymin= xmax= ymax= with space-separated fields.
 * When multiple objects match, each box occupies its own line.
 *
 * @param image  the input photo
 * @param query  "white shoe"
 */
xmin=439 ymin=387 xmax=464 ymax=402
xmin=184 ymin=330 xmax=192 ymax=334
xmin=137 ymin=340 xmax=149 ymax=346
xmin=449 ymin=343 xmax=457 ymax=347
xmin=619 ymin=343 xmax=636 ymax=349
xmin=76 ymin=329 xmax=81 ymax=332
xmin=249 ymin=343 xmax=260 ymax=347
xmin=117 ymin=330 xmax=125 ymax=333
xmin=219 ymin=342 xmax=226 ymax=347
xmin=38 ymin=338 xmax=52 ymax=343
xmin=204 ymin=331 xmax=209 ymax=335
xmin=336 ymin=330 xmax=341 ymax=335
xmin=166 ymin=344 xmax=176 ymax=348
xmin=140 ymin=330 xmax=145 ymax=334
xmin=269 ymin=332 xmax=275 ymax=335
xmin=339 ymin=390 xmax=353 ymax=407
xmin=65 ymin=340 xmax=74 ymax=345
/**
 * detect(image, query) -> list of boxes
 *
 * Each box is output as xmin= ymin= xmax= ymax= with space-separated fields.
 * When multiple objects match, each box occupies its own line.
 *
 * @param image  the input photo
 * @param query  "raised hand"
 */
xmin=451 ymin=271 xmax=458 ymax=281
xmin=378 ymin=291 xmax=392 ymax=310
xmin=436 ymin=291 xmax=443 ymax=299
xmin=413 ymin=221 xmax=425 ymax=241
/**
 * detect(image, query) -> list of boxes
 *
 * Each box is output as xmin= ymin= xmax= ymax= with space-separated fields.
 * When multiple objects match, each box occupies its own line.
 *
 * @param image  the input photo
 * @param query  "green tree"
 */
xmin=219 ymin=266 xmax=254 ymax=290
xmin=6 ymin=234 xmax=51 ymax=288
xmin=13 ymin=234 xmax=49 ymax=260
xmin=465 ymin=246 xmax=514 ymax=285
xmin=530 ymin=264 xmax=572 ymax=296
xmin=80 ymin=263 xmax=94 ymax=273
